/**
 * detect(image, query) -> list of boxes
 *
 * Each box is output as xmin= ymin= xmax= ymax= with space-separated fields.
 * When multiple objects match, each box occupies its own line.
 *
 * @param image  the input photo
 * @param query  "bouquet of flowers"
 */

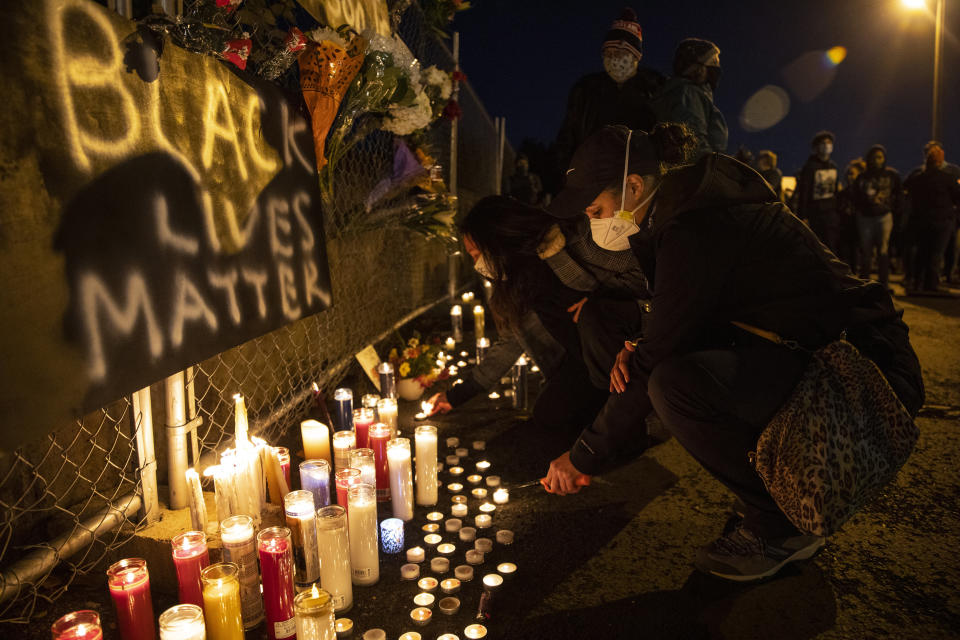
xmin=388 ymin=333 xmax=449 ymax=389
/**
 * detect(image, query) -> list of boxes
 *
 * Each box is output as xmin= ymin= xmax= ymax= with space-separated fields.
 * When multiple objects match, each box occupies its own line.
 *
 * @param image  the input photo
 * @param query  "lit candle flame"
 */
xmin=311 ymin=583 xmax=320 ymax=598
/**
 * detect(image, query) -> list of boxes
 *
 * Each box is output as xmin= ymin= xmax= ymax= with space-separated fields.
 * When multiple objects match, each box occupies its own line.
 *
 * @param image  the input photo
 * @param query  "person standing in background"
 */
xmin=508 ymin=154 xmax=544 ymax=206
xmin=756 ymin=150 xmax=783 ymax=200
xmin=851 ymin=144 xmax=903 ymax=291
xmin=796 ymin=131 xmax=840 ymax=254
xmin=555 ymin=8 xmax=664 ymax=171
xmin=837 ymin=158 xmax=867 ymax=274
xmin=651 ymin=38 xmax=727 ymax=159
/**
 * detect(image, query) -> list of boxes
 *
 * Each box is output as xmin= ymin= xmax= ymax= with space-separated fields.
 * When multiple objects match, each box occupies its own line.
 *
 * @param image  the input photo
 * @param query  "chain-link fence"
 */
xmin=0 ymin=0 xmax=510 ymax=623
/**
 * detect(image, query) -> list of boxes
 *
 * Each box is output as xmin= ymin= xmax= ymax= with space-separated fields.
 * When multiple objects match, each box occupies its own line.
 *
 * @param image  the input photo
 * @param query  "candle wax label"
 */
xmin=275 ymin=617 xmax=296 ymax=638
xmin=332 ymin=593 xmax=346 ymax=610
xmin=352 ymin=567 xmax=374 ymax=580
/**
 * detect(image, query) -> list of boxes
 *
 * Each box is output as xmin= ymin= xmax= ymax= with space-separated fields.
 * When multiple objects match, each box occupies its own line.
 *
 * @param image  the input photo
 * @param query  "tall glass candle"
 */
xmin=257 ymin=527 xmax=297 ymax=640
xmin=171 ymin=531 xmax=210 ymax=609
xmin=352 ymin=408 xmax=375 ymax=449
xmin=316 ymin=506 xmax=354 ymax=613
xmin=52 ymin=610 xmax=103 ymax=640
xmin=159 ymin=605 xmax=204 ymax=640
xmin=450 ymin=305 xmax=463 ymax=342
xmin=284 ymin=490 xmax=322 ymax=592
xmin=347 ymin=484 xmax=379 ymax=586
xmin=300 ymin=459 xmax=332 ymax=510
xmin=476 ymin=338 xmax=490 ymax=365
xmin=106 ymin=558 xmax=155 ymax=640
xmin=294 ymin=585 xmax=336 ymax=640
xmin=512 ymin=355 xmax=528 ymax=410
xmin=376 ymin=398 xmax=398 ymax=437
xmin=220 ymin=515 xmax=264 ymax=629
xmin=301 ymin=420 xmax=332 ymax=464
xmin=333 ymin=388 xmax=354 ymax=432
xmin=348 ymin=448 xmax=376 ymax=488
xmin=332 ymin=431 xmax=356 ymax=473
xmin=473 ymin=305 xmax=485 ymax=339
xmin=387 ymin=438 xmax=415 ymax=520
xmin=201 ymin=563 xmax=244 ymax=640
xmin=377 ymin=362 xmax=397 ymax=400
xmin=334 ymin=468 xmax=361 ymax=510
xmin=415 ymin=425 xmax=439 ymax=506
xmin=276 ymin=447 xmax=291 ymax=488
xmin=368 ymin=423 xmax=392 ymax=502
xmin=361 ymin=393 xmax=379 ymax=417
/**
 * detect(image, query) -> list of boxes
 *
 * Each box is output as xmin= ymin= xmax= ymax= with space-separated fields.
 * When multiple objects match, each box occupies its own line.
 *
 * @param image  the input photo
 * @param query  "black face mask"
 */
xmin=705 ymin=66 xmax=722 ymax=91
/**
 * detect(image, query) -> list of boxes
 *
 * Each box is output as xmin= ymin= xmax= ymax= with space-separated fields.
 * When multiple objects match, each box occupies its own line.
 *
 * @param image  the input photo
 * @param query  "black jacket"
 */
xmin=852 ymin=164 xmax=903 ymax=219
xmin=796 ymin=155 xmax=839 ymax=219
xmin=904 ymin=163 xmax=960 ymax=226
xmin=570 ymin=154 xmax=924 ymax=474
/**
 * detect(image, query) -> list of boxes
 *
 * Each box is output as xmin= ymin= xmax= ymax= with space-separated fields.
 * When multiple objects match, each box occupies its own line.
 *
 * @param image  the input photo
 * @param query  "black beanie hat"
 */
xmin=602 ymin=8 xmax=643 ymax=60
xmin=811 ymin=130 xmax=835 ymax=147
xmin=673 ymin=38 xmax=720 ymax=75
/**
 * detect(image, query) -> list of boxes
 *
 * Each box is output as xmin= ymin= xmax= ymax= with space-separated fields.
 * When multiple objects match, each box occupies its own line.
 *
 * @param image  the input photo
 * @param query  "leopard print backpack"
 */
xmin=735 ymin=324 xmax=919 ymax=537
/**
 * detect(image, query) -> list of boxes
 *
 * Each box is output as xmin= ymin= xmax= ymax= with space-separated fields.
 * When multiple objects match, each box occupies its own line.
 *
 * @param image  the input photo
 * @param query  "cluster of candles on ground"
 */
xmin=51 ymin=389 xmax=516 ymax=639
xmin=449 ymin=292 xmax=489 ymax=367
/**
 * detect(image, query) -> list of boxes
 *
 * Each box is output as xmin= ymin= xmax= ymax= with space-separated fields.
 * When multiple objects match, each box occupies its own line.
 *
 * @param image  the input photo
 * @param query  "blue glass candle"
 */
xmin=380 ymin=518 xmax=404 ymax=554
xmin=299 ymin=459 xmax=331 ymax=510
xmin=378 ymin=363 xmax=397 ymax=400
xmin=333 ymin=388 xmax=354 ymax=432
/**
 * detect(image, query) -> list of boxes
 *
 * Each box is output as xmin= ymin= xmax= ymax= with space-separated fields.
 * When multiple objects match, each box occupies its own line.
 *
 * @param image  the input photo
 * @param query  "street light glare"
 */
xmin=901 ymin=0 xmax=926 ymax=9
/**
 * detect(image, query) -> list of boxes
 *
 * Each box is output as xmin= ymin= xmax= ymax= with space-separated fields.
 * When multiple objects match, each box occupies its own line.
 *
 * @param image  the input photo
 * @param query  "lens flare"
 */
xmin=825 ymin=46 xmax=847 ymax=66
xmin=739 ymin=85 xmax=791 ymax=132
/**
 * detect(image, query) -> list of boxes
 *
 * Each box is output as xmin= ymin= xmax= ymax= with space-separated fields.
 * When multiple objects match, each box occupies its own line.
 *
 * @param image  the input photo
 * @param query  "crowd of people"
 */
xmin=436 ymin=8 xmax=929 ymax=585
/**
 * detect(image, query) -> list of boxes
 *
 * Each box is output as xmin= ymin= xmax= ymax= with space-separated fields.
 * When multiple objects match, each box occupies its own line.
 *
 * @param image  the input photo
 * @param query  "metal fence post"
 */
xmin=166 ymin=371 xmax=189 ymax=509
xmin=131 ymin=387 xmax=160 ymax=524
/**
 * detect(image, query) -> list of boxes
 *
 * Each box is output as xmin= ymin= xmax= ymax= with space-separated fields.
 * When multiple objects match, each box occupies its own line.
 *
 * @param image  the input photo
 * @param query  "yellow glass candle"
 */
xmin=201 ymin=563 xmax=244 ymax=640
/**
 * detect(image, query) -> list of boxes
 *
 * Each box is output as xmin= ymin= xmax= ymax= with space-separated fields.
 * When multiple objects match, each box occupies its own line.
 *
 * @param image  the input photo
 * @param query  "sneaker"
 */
xmin=695 ymin=525 xmax=825 ymax=582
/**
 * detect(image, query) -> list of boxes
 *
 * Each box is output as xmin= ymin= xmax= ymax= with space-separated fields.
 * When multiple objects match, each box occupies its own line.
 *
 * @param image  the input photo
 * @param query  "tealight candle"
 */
xmin=497 ymin=562 xmax=517 ymax=578
xmin=424 ymin=533 xmax=442 ymax=547
xmin=445 ymin=337 xmax=456 ymax=351
xmin=487 ymin=391 xmax=500 ymax=399
xmin=451 ymin=504 xmax=468 ymax=517
xmin=401 ymin=564 xmax=421 ymax=580
xmin=482 ymin=573 xmax=503 ymax=590
xmin=458 ymin=527 xmax=476 ymax=542
xmin=440 ymin=578 xmax=461 ymax=594
xmin=454 ymin=565 xmax=474 ymax=581
xmin=495 ymin=529 xmax=514 ymax=545
xmin=452 ymin=495 xmax=468 ymax=504
xmin=293 ymin=584 xmax=336 ymax=640
xmin=53 ymin=610 xmax=104 ymax=640
xmin=399 ymin=633 xmax=421 ymax=640
xmin=334 ymin=618 xmax=353 ymax=639
xmin=485 ymin=476 xmax=500 ymax=487
xmin=431 ymin=557 xmax=450 ymax=574
xmin=422 ymin=523 xmax=440 ymax=533
xmin=471 ymin=488 xmax=488 ymax=499
xmin=417 ymin=577 xmax=438 ymax=592
xmin=426 ymin=511 xmax=444 ymax=521
xmin=478 ymin=502 xmax=496 ymax=513
xmin=437 ymin=543 xmax=456 ymax=555
xmin=158 ymin=604 xmax=204 ymax=640
xmin=406 ymin=546 xmax=425 ymax=563
xmin=438 ymin=597 xmax=461 ymax=616
xmin=413 ymin=592 xmax=435 ymax=608
xmin=472 ymin=441 xmax=486 ymax=451
xmin=474 ymin=538 xmax=493 ymax=554
xmin=475 ymin=461 xmax=490 ymax=473
xmin=464 ymin=623 xmax=488 ymax=639
xmin=455 ymin=448 xmax=469 ymax=458
xmin=465 ymin=550 xmax=484 ymax=565
xmin=438 ymin=635 xmax=459 ymax=640
xmin=410 ymin=607 xmax=432 ymax=627
xmin=462 ymin=291 xmax=475 ymax=303
xmin=445 ymin=519 xmax=462 ymax=532
xmin=475 ymin=514 xmax=492 ymax=529
xmin=380 ymin=518 xmax=405 ymax=554
xmin=447 ymin=483 xmax=463 ymax=493
xmin=459 ymin=351 xmax=469 ymax=358
xmin=449 ymin=466 xmax=464 ymax=476
xmin=445 ymin=455 xmax=460 ymax=466
xmin=363 ymin=629 xmax=386 ymax=640
xmin=466 ymin=475 xmax=483 ymax=485
xmin=493 ymin=488 xmax=509 ymax=504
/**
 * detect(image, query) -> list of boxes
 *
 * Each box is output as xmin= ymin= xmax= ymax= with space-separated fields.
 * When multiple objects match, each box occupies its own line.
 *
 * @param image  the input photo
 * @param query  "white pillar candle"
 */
xmin=332 ymin=431 xmax=356 ymax=474
xmin=473 ymin=305 xmax=485 ymax=339
xmin=450 ymin=306 xmax=463 ymax=342
xmin=493 ymin=488 xmax=509 ymax=504
xmin=347 ymin=484 xmax=379 ymax=586
xmin=284 ymin=490 xmax=321 ymax=592
xmin=414 ymin=426 xmax=439 ymax=507
xmin=476 ymin=337 xmax=490 ymax=364
xmin=406 ymin=547 xmax=425 ymax=563
xmin=301 ymin=420 xmax=332 ymax=464
xmin=376 ymin=398 xmax=398 ymax=436
xmin=184 ymin=468 xmax=208 ymax=534
xmin=315 ymin=506 xmax=353 ymax=614
xmin=387 ymin=439 xmax=415 ymax=521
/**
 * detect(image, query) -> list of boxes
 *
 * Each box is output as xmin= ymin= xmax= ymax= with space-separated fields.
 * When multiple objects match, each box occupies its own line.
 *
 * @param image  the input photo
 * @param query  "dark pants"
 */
xmin=577 ymin=297 xmax=644 ymax=390
xmin=807 ymin=211 xmax=842 ymax=257
xmin=915 ymin=220 xmax=954 ymax=290
xmin=532 ymin=353 xmax=610 ymax=444
xmin=592 ymin=338 xmax=810 ymax=539
xmin=942 ymin=218 xmax=959 ymax=280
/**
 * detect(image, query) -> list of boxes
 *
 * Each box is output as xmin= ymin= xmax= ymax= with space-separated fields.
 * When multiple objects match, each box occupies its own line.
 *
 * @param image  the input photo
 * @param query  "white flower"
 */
xmin=308 ymin=27 xmax=347 ymax=48
xmin=382 ymin=91 xmax=433 ymax=135
xmin=424 ymin=65 xmax=452 ymax=100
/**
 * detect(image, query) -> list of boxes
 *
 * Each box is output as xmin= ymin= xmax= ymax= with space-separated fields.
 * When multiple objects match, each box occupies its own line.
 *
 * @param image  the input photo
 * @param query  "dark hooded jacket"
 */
xmin=796 ymin=154 xmax=839 ymax=220
xmin=904 ymin=162 xmax=960 ymax=227
xmin=852 ymin=146 xmax=903 ymax=218
xmin=651 ymin=77 xmax=728 ymax=158
xmin=569 ymin=153 xmax=924 ymax=474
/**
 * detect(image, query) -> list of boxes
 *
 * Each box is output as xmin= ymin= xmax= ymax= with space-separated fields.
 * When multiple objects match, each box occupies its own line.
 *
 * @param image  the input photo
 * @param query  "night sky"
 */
xmin=452 ymin=0 xmax=960 ymax=178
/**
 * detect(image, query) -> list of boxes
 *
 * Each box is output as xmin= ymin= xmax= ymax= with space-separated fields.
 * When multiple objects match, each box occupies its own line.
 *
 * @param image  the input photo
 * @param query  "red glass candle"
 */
xmin=257 ymin=527 xmax=296 ymax=640
xmin=51 ymin=610 xmax=103 ymax=640
xmin=107 ymin=558 xmax=156 ymax=640
xmin=368 ymin=423 xmax=392 ymax=502
xmin=171 ymin=531 xmax=210 ymax=608
xmin=275 ymin=446 xmax=291 ymax=488
xmin=335 ymin=468 xmax=361 ymax=511
xmin=352 ymin=408 xmax=374 ymax=449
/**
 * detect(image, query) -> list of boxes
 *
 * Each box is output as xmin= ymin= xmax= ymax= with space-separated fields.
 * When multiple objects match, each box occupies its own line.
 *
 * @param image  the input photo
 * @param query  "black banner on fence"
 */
xmin=0 ymin=0 xmax=332 ymax=451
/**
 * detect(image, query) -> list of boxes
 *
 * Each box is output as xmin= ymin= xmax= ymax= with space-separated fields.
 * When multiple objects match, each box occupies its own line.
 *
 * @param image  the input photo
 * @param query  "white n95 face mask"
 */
xmin=589 ymin=130 xmax=658 ymax=251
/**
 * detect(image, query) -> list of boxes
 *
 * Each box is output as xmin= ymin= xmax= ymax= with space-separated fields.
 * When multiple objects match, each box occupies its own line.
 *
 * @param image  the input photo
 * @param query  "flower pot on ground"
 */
xmin=398 ymin=378 xmax=425 ymax=401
